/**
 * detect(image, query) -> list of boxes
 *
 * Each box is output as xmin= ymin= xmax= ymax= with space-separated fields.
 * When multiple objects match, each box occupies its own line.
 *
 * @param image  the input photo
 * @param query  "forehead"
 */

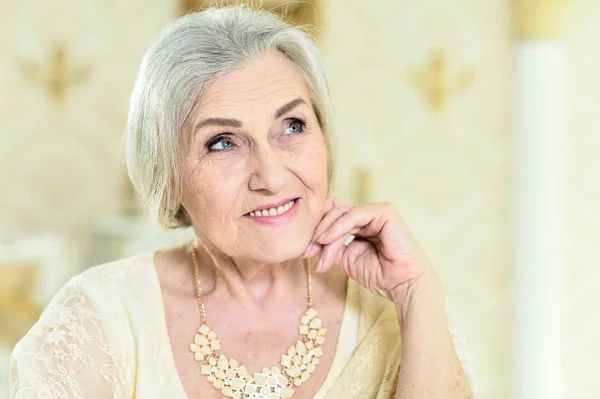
xmin=196 ymin=51 xmax=312 ymax=117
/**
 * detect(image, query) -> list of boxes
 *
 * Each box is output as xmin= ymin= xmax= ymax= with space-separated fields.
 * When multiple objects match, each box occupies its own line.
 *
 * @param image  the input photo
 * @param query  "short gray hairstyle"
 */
xmin=125 ymin=5 xmax=335 ymax=230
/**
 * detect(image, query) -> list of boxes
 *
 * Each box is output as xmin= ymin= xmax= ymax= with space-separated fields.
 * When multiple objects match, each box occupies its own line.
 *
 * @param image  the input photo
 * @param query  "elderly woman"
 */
xmin=10 ymin=6 xmax=474 ymax=399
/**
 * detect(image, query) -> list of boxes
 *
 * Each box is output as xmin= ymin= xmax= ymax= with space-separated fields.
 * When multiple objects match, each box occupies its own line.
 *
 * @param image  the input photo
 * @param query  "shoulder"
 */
xmin=24 ymin=252 xmax=158 ymax=345
xmin=7 ymin=256 xmax=153 ymax=399
xmin=68 ymin=252 xmax=155 ymax=292
xmin=42 ymin=252 xmax=155 ymax=309
xmin=11 ymin=252 xmax=157 ymax=366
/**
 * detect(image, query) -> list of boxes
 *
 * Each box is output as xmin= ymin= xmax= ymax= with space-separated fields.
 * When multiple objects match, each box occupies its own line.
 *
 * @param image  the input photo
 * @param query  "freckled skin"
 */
xmin=155 ymin=51 xmax=347 ymax=399
xmin=180 ymin=50 xmax=330 ymax=265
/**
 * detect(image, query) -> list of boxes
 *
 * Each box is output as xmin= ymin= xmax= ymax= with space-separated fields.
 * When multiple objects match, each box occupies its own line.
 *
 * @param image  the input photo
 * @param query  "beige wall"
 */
xmin=0 ymin=1 xmax=511 ymax=398
xmin=321 ymin=1 xmax=510 ymax=398
xmin=2 ymin=0 xmax=600 ymax=398
xmin=566 ymin=0 xmax=600 ymax=396
xmin=0 ymin=0 xmax=177 ymax=245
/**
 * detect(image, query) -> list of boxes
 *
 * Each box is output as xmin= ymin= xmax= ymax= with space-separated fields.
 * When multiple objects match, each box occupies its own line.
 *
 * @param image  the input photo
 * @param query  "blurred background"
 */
xmin=0 ymin=0 xmax=598 ymax=398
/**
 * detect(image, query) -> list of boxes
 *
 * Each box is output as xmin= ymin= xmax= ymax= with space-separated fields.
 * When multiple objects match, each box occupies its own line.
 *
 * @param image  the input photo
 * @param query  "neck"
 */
xmin=193 ymin=242 xmax=310 ymax=312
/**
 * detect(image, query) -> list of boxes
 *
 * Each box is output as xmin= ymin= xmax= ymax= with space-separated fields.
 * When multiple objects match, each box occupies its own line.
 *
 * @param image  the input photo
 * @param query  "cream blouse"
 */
xmin=10 ymin=252 xmax=475 ymax=398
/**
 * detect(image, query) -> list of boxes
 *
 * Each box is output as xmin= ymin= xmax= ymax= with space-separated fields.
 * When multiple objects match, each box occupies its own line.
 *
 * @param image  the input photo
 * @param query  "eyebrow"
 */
xmin=274 ymin=98 xmax=306 ymax=119
xmin=194 ymin=117 xmax=242 ymax=131
xmin=194 ymin=98 xmax=307 ymax=133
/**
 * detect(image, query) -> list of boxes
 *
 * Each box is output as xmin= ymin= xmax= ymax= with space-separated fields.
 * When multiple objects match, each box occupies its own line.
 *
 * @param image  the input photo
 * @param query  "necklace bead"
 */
xmin=189 ymin=243 xmax=326 ymax=398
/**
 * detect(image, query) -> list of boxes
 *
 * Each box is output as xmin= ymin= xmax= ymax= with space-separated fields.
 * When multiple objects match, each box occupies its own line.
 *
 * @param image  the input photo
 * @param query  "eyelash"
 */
xmin=206 ymin=134 xmax=235 ymax=152
xmin=205 ymin=117 xmax=307 ymax=152
xmin=284 ymin=117 xmax=307 ymax=135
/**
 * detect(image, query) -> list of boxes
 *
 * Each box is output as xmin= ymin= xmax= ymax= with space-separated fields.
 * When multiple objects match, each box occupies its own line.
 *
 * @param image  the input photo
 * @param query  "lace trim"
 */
xmin=10 ymin=275 xmax=127 ymax=398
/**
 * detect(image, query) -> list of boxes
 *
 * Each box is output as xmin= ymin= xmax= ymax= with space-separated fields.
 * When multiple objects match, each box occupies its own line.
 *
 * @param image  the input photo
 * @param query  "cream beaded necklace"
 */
xmin=189 ymin=243 xmax=327 ymax=399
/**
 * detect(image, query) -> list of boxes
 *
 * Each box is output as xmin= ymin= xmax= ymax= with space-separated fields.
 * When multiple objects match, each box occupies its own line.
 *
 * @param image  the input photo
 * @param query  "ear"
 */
xmin=175 ymin=205 xmax=192 ymax=227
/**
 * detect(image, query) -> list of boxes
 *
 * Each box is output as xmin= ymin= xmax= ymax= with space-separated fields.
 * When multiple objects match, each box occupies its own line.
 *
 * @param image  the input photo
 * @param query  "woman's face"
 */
xmin=180 ymin=51 xmax=329 ymax=264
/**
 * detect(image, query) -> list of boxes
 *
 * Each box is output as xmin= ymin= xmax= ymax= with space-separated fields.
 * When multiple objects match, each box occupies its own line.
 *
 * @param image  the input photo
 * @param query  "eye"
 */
xmin=207 ymin=136 xmax=234 ymax=152
xmin=284 ymin=118 xmax=306 ymax=135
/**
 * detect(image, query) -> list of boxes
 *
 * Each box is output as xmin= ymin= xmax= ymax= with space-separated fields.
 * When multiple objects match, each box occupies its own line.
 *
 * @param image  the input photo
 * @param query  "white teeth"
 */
xmin=250 ymin=199 xmax=296 ymax=217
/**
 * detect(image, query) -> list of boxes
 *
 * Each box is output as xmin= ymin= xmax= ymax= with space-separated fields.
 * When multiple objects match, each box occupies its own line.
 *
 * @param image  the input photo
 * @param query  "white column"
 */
xmin=512 ymin=2 xmax=568 ymax=399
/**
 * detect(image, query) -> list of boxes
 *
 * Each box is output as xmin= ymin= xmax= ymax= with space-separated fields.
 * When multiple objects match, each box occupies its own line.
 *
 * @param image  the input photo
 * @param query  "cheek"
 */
xmin=288 ymin=136 xmax=329 ymax=213
xmin=300 ymin=139 xmax=329 ymax=188
xmin=180 ymin=160 xmax=241 ymax=226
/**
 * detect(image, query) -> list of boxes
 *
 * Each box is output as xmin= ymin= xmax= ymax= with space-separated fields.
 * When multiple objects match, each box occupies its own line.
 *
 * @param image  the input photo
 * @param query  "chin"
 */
xmin=251 ymin=242 xmax=307 ymax=264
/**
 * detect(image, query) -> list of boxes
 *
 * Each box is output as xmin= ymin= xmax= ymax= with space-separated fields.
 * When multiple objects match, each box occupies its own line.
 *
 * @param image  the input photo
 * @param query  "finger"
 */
xmin=316 ymin=232 xmax=355 ymax=273
xmin=311 ymin=197 xmax=354 ymax=242
xmin=311 ymin=206 xmax=352 ymax=243
xmin=302 ymin=242 xmax=322 ymax=259
xmin=330 ymin=237 xmax=365 ymax=277
xmin=316 ymin=205 xmax=386 ymax=246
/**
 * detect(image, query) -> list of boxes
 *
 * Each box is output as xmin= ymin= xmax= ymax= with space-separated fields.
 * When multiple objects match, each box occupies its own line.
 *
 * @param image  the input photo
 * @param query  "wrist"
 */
xmin=390 ymin=276 xmax=446 ymax=328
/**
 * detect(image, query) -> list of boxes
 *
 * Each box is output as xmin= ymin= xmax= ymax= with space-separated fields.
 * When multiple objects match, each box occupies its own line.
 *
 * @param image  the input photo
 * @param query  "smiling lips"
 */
xmin=248 ymin=199 xmax=297 ymax=217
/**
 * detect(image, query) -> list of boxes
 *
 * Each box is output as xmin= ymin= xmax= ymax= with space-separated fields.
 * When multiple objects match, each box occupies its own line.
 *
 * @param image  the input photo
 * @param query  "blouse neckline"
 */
xmin=145 ymin=250 xmax=354 ymax=399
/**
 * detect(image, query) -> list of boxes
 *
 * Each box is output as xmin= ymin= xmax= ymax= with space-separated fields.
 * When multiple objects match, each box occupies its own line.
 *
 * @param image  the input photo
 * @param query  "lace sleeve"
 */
xmin=9 ymin=276 xmax=128 ymax=399
xmin=448 ymin=317 xmax=478 ymax=396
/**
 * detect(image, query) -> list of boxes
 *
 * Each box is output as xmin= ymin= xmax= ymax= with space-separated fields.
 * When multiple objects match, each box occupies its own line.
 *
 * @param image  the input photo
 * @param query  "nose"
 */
xmin=247 ymin=142 xmax=288 ymax=194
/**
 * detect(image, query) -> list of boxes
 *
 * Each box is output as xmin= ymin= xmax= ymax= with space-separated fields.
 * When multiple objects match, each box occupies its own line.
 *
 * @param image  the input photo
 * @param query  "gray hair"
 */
xmin=125 ymin=5 xmax=335 ymax=230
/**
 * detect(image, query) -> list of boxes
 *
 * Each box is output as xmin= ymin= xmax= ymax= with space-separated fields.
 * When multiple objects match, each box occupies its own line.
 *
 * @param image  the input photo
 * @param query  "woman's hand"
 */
xmin=303 ymin=196 xmax=443 ymax=302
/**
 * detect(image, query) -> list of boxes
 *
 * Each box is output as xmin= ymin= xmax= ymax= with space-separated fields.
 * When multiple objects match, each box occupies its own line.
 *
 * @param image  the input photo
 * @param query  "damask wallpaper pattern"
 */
xmin=0 ymin=0 xmax=176 ymax=243
xmin=321 ymin=1 xmax=510 ymax=398
xmin=0 ymin=0 xmax=510 ymax=398
xmin=2 ymin=0 xmax=599 ymax=398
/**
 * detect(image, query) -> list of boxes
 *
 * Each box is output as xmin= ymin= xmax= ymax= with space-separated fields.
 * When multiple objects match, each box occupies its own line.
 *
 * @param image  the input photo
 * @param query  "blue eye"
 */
xmin=285 ymin=119 xmax=305 ymax=134
xmin=208 ymin=137 xmax=234 ymax=152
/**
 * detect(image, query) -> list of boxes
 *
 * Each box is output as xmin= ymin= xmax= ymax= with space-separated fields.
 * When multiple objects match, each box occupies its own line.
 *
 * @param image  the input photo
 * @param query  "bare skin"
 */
xmin=154 ymin=243 xmax=347 ymax=398
xmin=160 ymin=50 xmax=339 ymax=397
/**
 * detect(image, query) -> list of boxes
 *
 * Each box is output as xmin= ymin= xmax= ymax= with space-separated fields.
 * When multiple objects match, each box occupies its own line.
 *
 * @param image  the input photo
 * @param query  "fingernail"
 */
xmin=302 ymin=243 xmax=315 ymax=258
xmin=316 ymin=257 xmax=323 ymax=272
xmin=316 ymin=232 xmax=327 ymax=242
